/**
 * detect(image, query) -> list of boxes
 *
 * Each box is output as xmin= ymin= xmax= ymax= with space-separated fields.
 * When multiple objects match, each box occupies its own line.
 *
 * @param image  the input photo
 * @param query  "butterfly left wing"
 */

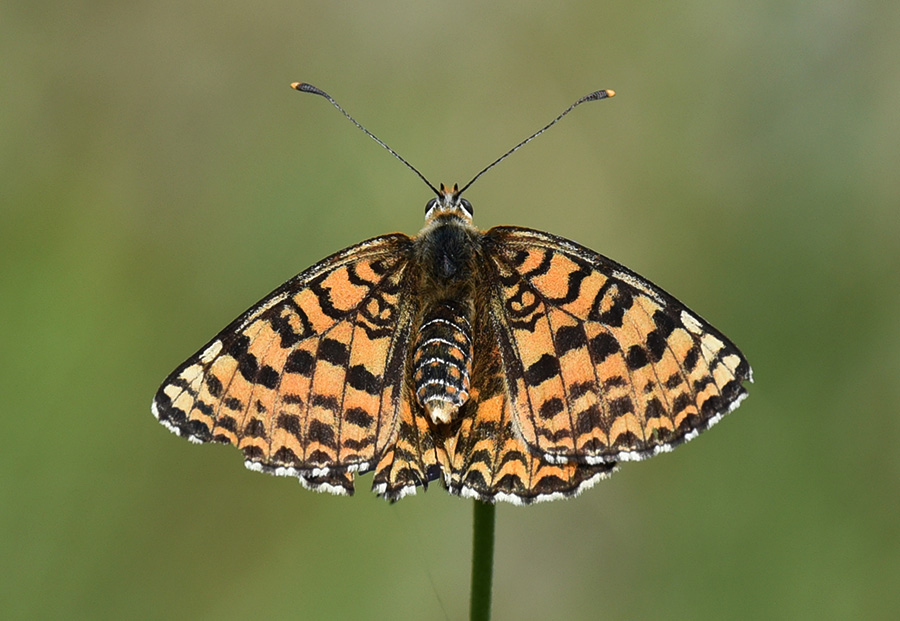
xmin=152 ymin=234 xmax=417 ymax=495
xmin=483 ymin=226 xmax=752 ymax=466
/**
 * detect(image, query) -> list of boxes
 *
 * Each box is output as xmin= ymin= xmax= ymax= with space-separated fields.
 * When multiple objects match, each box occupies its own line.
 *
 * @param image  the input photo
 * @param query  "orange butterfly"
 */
xmin=152 ymin=85 xmax=751 ymax=504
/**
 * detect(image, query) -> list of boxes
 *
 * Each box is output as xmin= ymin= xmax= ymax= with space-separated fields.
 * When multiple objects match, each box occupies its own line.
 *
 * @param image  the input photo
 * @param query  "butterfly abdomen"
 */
xmin=413 ymin=301 xmax=473 ymax=424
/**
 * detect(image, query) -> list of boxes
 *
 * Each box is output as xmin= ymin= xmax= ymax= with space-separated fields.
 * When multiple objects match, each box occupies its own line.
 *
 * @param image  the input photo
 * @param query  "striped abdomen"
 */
xmin=413 ymin=301 xmax=473 ymax=424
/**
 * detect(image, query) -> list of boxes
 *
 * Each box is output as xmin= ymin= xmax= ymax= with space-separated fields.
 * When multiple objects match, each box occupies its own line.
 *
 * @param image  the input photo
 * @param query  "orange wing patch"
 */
xmin=486 ymin=227 xmax=751 ymax=466
xmin=152 ymin=235 xmax=416 ymax=495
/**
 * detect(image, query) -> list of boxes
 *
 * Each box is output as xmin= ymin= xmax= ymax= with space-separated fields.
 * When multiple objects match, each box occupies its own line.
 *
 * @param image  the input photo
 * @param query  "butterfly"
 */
xmin=152 ymin=84 xmax=752 ymax=505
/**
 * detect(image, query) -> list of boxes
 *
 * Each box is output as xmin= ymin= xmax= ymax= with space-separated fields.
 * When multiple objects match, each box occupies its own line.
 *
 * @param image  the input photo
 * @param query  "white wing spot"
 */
xmin=722 ymin=354 xmax=742 ymax=372
xmin=681 ymin=310 xmax=704 ymax=335
xmin=199 ymin=340 xmax=223 ymax=363
xmin=701 ymin=332 xmax=725 ymax=352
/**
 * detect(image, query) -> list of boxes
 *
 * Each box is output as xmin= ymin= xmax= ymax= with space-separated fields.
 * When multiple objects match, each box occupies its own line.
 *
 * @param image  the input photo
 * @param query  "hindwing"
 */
xmin=444 ymin=310 xmax=616 ymax=504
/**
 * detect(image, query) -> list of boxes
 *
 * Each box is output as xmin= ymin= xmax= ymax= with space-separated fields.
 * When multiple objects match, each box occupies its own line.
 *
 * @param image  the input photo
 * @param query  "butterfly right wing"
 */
xmin=483 ymin=226 xmax=751 ymax=466
xmin=152 ymin=234 xmax=418 ymax=495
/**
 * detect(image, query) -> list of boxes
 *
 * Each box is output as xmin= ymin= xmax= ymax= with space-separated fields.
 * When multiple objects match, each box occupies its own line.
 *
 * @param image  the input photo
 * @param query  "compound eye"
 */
xmin=425 ymin=198 xmax=438 ymax=213
xmin=460 ymin=198 xmax=474 ymax=217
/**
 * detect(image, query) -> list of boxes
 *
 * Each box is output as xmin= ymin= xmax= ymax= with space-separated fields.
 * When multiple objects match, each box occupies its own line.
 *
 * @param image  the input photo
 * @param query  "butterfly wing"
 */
xmin=152 ymin=234 xmax=417 ymax=495
xmin=444 ymin=310 xmax=616 ymax=504
xmin=370 ymin=392 xmax=451 ymax=501
xmin=484 ymin=226 xmax=752 ymax=466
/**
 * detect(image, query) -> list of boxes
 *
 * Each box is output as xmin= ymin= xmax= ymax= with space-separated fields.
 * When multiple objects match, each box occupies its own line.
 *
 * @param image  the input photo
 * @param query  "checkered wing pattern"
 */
xmin=152 ymin=234 xmax=417 ymax=495
xmin=445 ymin=310 xmax=616 ymax=504
xmin=370 ymin=383 xmax=450 ymax=501
xmin=484 ymin=227 xmax=751 ymax=467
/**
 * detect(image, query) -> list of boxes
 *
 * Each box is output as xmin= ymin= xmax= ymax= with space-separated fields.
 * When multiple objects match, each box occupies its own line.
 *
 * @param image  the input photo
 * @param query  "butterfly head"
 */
xmin=424 ymin=183 xmax=474 ymax=224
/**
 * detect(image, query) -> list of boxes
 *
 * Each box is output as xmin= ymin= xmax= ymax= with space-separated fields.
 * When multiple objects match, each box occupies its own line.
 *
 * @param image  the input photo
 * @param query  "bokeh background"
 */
xmin=3 ymin=1 xmax=898 ymax=619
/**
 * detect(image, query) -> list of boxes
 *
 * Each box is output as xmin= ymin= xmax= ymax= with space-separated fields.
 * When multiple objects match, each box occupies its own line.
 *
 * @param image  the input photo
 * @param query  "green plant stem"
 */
xmin=469 ymin=499 xmax=496 ymax=621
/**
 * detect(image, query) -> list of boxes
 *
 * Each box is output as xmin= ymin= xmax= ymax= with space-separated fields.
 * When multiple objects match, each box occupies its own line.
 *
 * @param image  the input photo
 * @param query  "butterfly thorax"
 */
xmin=411 ymin=185 xmax=482 ymax=424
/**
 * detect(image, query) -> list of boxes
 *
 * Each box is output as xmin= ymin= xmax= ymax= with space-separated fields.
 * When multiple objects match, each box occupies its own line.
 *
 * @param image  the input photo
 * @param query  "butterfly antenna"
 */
xmin=457 ymin=88 xmax=615 ymax=196
xmin=292 ymin=82 xmax=442 ymax=197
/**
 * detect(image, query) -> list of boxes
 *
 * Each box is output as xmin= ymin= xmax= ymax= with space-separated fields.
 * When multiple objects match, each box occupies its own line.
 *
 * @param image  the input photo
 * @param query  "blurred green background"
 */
xmin=3 ymin=1 xmax=898 ymax=619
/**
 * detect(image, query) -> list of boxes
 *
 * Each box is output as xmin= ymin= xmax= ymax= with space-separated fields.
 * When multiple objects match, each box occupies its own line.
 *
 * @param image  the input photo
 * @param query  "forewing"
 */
xmin=445 ymin=309 xmax=616 ymax=504
xmin=152 ymin=234 xmax=416 ymax=495
xmin=484 ymin=226 xmax=752 ymax=465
